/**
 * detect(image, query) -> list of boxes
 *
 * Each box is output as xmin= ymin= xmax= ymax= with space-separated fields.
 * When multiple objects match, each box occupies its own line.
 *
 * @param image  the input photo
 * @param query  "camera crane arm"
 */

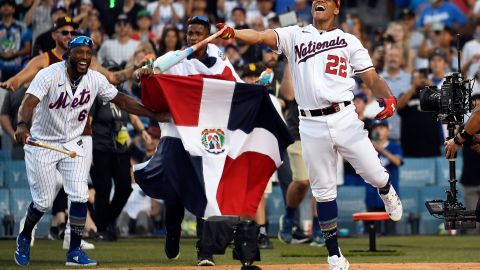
xmin=422 ymin=34 xmax=479 ymax=230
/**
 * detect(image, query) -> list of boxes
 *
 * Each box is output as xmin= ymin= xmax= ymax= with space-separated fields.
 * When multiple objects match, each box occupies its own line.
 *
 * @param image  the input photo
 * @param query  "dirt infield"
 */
xmin=99 ymin=263 xmax=480 ymax=270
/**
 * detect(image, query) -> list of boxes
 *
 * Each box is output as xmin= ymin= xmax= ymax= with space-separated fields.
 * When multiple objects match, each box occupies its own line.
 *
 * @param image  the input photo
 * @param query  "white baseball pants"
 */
xmin=299 ymin=104 xmax=389 ymax=202
xmin=24 ymin=136 xmax=92 ymax=212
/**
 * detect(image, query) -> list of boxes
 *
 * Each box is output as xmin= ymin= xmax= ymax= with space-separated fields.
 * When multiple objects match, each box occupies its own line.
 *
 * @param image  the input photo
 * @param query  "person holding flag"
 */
xmin=133 ymin=16 xmax=242 ymax=266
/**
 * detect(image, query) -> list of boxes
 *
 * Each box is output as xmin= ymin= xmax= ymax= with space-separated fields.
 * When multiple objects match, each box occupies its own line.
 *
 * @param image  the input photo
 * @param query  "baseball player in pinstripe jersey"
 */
xmin=0 ymin=19 xmax=135 ymax=247
xmin=13 ymin=36 xmax=168 ymax=267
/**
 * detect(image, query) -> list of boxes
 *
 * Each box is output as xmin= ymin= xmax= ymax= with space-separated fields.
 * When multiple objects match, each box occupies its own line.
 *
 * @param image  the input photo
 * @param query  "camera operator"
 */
xmin=398 ymin=69 xmax=443 ymax=157
xmin=445 ymin=97 xmax=480 ymax=159
xmin=455 ymin=94 xmax=480 ymax=233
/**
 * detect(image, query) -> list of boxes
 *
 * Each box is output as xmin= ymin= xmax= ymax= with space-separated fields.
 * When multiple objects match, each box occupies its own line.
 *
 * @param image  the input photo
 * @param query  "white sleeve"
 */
xmin=348 ymin=35 xmax=374 ymax=74
xmin=272 ymin=26 xmax=297 ymax=58
xmin=96 ymin=74 xmax=118 ymax=102
xmin=26 ymin=68 xmax=51 ymax=101
xmin=173 ymin=3 xmax=185 ymax=20
xmin=146 ymin=2 xmax=156 ymax=14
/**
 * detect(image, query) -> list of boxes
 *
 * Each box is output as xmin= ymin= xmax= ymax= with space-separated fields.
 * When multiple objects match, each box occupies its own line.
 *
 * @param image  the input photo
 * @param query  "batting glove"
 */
xmin=375 ymin=96 xmax=397 ymax=120
xmin=216 ymin=23 xmax=235 ymax=40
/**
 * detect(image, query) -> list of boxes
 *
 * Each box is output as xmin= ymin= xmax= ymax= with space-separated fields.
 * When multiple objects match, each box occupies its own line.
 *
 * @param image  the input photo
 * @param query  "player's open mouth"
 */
xmin=79 ymin=62 xmax=87 ymax=68
xmin=314 ymin=4 xmax=326 ymax=12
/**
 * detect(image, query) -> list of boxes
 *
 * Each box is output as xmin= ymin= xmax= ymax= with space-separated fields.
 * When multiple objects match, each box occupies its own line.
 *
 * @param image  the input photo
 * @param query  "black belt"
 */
xmin=299 ymin=101 xmax=351 ymax=117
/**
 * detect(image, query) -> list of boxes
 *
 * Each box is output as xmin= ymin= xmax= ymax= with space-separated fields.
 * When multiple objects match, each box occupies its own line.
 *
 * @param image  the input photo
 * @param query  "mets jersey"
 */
xmin=274 ymin=25 xmax=374 ymax=109
xmin=27 ymin=61 xmax=118 ymax=143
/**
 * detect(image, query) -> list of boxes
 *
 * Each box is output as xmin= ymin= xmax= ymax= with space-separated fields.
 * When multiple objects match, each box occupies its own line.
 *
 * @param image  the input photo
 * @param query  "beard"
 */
xmin=57 ymin=39 xmax=69 ymax=51
xmin=68 ymin=57 xmax=89 ymax=76
xmin=387 ymin=62 xmax=399 ymax=71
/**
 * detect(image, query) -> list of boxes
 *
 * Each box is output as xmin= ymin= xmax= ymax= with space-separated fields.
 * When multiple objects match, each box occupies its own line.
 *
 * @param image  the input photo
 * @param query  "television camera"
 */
xmin=419 ymin=35 xmax=479 ymax=230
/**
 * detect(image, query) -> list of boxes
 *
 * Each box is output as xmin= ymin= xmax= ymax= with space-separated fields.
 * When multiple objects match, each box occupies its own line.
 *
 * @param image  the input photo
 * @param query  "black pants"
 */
xmin=277 ymin=152 xmax=292 ymax=204
xmin=90 ymin=150 xmax=132 ymax=231
xmin=165 ymin=200 xmax=206 ymax=253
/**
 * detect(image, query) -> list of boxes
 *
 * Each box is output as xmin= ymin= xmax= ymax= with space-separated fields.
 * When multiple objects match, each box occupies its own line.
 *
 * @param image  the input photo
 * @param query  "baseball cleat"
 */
xmin=66 ymin=247 xmax=97 ymax=266
xmin=379 ymin=186 xmax=403 ymax=221
xmin=164 ymin=234 xmax=180 ymax=260
xmin=257 ymin=234 xmax=274 ymax=249
xmin=14 ymin=234 xmax=31 ymax=266
xmin=327 ymin=253 xmax=350 ymax=270
xmin=278 ymin=215 xmax=294 ymax=244
xmin=197 ymin=254 xmax=215 ymax=266
xmin=310 ymin=231 xmax=325 ymax=247
xmin=63 ymin=234 xmax=95 ymax=250
xmin=291 ymin=228 xmax=312 ymax=244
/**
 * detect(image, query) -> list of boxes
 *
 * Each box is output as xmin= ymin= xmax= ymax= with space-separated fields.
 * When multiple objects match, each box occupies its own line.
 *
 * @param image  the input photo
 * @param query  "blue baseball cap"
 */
xmin=68 ymin=35 xmax=94 ymax=50
xmin=187 ymin=15 xmax=211 ymax=30
xmin=63 ymin=36 xmax=94 ymax=60
xmin=370 ymin=119 xmax=389 ymax=129
xmin=354 ymin=92 xmax=367 ymax=103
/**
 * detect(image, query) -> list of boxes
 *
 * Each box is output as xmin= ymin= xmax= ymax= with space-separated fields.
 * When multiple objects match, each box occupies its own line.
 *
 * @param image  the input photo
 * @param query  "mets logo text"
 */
xmin=201 ymin=129 xmax=225 ymax=154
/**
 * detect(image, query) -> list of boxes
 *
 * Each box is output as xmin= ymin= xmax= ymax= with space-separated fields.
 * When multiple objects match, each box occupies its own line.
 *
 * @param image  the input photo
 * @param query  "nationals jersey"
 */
xmin=27 ymin=61 xmax=118 ymax=143
xmin=274 ymin=25 xmax=374 ymax=109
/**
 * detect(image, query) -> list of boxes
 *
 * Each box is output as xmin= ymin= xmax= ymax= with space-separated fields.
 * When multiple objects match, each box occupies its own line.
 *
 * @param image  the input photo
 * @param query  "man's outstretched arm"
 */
xmin=216 ymin=23 xmax=278 ymax=50
xmin=0 ymin=54 xmax=46 ymax=91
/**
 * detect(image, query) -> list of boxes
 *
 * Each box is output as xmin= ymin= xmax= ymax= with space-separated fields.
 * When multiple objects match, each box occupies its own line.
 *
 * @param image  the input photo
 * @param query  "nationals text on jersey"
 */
xmin=295 ymin=36 xmax=348 ymax=63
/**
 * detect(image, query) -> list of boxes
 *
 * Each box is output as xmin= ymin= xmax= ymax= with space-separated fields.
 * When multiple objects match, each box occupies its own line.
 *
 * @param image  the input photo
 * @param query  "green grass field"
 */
xmin=1 ymin=236 xmax=480 ymax=269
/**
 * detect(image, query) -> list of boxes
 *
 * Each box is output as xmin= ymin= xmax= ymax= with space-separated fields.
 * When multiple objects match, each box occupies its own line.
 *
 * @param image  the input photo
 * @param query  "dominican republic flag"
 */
xmin=134 ymin=74 xmax=293 ymax=218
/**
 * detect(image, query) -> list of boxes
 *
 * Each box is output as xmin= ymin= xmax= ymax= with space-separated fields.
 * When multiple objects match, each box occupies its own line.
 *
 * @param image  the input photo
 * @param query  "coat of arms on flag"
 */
xmin=202 ymin=129 xmax=225 ymax=154
xmin=134 ymin=74 xmax=293 ymax=218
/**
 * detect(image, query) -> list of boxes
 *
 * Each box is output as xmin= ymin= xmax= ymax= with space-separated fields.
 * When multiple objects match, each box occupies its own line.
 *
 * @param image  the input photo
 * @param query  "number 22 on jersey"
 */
xmin=325 ymin=54 xmax=347 ymax=78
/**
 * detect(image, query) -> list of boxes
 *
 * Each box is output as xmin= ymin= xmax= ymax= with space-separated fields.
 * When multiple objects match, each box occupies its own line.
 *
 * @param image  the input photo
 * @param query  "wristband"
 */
xmin=17 ymin=121 xmax=29 ymax=129
xmin=459 ymin=130 xmax=474 ymax=142
xmin=453 ymin=135 xmax=463 ymax=146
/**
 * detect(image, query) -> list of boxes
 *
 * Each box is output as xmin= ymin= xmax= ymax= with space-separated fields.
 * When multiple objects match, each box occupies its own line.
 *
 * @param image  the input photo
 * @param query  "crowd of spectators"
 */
xmin=1 ymin=0 xmax=480 ymax=238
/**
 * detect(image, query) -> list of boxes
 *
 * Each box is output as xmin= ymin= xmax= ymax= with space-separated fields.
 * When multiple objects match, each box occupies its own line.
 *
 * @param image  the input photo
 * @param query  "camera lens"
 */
xmin=419 ymin=86 xmax=441 ymax=112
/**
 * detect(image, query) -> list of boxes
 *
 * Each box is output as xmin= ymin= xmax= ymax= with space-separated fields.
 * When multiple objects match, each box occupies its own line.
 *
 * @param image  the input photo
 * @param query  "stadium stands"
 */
xmin=0 ymin=188 xmax=10 ymax=236
xmin=265 ymin=184 xmax=285 ymax=235
xmin=400 ymin=158 xmax=436 ymax=187
xmin=434 ymin=157 xmax=463 ymax=186
xmin=4 ymin=161 xmax=29 ymax=189
xmin=337 ymin=186 xmax=367 ymax=233
xmin=0 ymin=150 xmax=11 ymax=161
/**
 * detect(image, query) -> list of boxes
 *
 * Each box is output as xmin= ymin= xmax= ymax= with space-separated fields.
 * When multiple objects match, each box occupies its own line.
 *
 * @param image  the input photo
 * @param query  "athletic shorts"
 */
xmin=287 ymin=140 xmax=309 ymax=181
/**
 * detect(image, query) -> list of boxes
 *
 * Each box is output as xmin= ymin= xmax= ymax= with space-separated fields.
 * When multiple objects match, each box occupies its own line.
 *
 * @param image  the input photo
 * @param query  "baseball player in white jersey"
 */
xmin=217 ymin=1 xmax=402 ymax=269
xmin=13 ymin=36 xmax=168 ymax=267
